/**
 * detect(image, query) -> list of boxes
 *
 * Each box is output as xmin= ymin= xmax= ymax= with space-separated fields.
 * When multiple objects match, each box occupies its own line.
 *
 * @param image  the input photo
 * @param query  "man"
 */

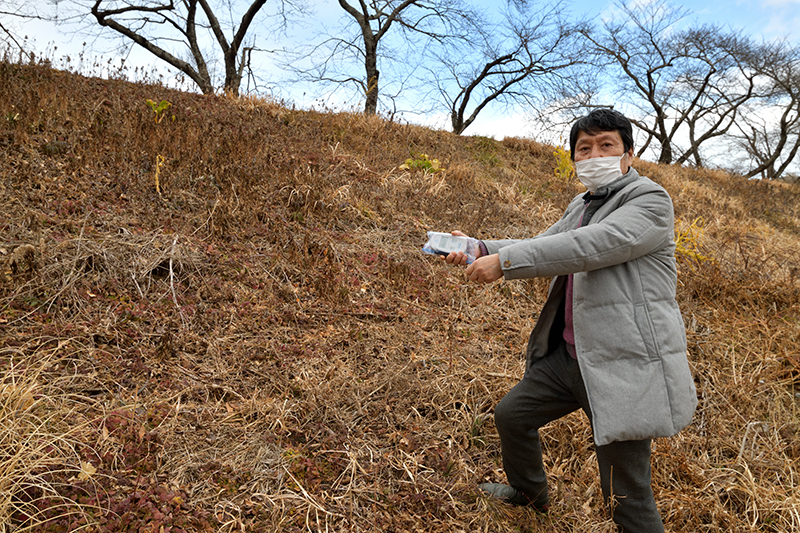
xmin=445 ymin=109 xmax=697 ymax=532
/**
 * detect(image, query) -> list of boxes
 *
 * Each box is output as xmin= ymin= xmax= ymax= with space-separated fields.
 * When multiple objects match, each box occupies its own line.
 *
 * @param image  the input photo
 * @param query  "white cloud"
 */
xmin=411 ymin=109 xmax=536 ymax=139
xmin=760 ymin=0 xmax=800 ymax=5
xmin=467 ymin=112 xmax=537 ymax=140
xmin=762 ymin=9 xmax=800 ymax=39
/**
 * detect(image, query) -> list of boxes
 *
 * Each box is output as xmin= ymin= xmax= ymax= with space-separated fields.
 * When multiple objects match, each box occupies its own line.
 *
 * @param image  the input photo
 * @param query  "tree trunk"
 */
xmin=364 ymin=40 xmax=379 ymax=115
xmin=224 ymin=50 xmax=241 ymax=96
xmin=655 ymin=111 xmax=673 ymax=164
xmin=451 ymin=111 xmax=465 ymax=135
xmin=364 ymin=70 xmax=379 ymax=115
xmin=657 ymin=142 xmax=673 ymax=165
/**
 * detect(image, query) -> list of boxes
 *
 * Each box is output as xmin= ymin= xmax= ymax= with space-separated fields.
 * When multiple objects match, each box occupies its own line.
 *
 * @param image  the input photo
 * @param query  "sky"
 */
xmin=5 ymin=0 xmax=800 ymax=141
xmin=465 ymin=0 xmax=800 ymax=139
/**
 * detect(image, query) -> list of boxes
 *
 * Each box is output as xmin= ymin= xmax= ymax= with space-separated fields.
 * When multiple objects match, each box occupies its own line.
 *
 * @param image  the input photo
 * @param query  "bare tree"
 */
xmin=580 ymin=0 xmax=757 ymax=166
xmin=88 ymin=0 xmax=301 ymax=95
xmin=666 ymin=29 xmax=759 ymax=167
xmin=430 ymin=1 xmax=587 ymax=135
xmin=294 ymin=0 xmax=470 ymax=116
xmin=0 ymin=0 xmax=53 ymax=23
xmin=728 ymin=41 xmax=800 ymax=180
xmin=0 ymin=0 xmax=58 ymax=59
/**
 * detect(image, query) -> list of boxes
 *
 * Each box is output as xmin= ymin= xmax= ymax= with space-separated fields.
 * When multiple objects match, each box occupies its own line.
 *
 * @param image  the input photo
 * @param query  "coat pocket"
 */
xmin=633 ymin=302 xmax=659 ymax=362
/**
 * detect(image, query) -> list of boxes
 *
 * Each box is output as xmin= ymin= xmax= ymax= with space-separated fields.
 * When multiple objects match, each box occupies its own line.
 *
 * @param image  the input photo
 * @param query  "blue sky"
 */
xmin=455 ymin=0 xmax=800 ymax=139
xmin=566 ymin=0 xmax=800 ymax=41
xmin=7 ymin=0 xmax=800 ymax=140
xmin=684 ymin=0 xmax=800 ymax=41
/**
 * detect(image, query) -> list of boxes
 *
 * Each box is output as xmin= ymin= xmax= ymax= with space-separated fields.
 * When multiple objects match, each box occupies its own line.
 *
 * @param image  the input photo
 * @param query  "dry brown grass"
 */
xmin=1 ymin=59 xmax=799 ymax=532
xmin=0 ymin=346 xmax=88 ymax=532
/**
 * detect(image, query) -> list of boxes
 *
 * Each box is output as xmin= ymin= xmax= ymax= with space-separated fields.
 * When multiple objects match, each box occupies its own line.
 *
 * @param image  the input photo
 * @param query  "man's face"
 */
xmin=574 ymin=130 xmax=633 ymax=174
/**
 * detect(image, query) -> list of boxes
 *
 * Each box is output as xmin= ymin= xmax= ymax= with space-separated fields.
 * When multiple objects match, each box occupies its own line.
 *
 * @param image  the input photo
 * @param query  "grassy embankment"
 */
xmin=1 ymin=60 xmax=799 ymax=532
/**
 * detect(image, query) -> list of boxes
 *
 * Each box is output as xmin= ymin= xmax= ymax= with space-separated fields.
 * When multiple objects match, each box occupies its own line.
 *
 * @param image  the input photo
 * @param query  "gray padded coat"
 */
xmin=484 ymin=168 xmax=697 ymax=446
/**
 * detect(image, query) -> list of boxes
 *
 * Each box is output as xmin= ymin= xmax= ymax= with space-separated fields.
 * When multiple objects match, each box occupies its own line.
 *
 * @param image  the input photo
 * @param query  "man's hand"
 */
xmin=466 ymin=253 xmax=503 ymax=284
xmin=441 ymin=231 xmax=502 ymax=283
xmin=443 ymin=230 xmax=475 ymax=266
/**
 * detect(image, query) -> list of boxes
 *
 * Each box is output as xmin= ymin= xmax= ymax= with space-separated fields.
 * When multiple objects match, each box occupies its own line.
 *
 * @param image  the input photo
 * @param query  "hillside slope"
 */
xmin=1 ymin=61 xmax=799 ymax=532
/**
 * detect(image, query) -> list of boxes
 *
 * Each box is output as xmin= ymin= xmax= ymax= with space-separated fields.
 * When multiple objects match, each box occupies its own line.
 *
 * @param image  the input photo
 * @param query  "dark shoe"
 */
xmin=478 ymin=483 xmax=550 ymax=512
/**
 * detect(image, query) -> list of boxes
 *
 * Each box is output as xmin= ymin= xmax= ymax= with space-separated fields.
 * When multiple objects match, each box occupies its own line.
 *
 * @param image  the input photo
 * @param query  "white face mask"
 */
xmin=575 ymin=154 xmax=627 ymax=192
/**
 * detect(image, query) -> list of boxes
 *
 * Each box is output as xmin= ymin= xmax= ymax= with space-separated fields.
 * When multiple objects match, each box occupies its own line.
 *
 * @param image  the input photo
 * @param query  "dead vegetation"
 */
xmin=1 ymin=58 xmax=799 ymax=532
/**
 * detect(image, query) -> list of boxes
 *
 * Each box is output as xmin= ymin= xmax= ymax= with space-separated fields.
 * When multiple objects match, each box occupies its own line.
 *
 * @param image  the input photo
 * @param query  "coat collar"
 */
xmin=582 ymin=167 xmax=640 ymax=203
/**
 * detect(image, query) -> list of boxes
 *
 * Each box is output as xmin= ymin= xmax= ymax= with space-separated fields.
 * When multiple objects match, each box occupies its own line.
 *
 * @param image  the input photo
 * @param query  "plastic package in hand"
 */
xmin=422 ymin=231 xmax=480 ymax=264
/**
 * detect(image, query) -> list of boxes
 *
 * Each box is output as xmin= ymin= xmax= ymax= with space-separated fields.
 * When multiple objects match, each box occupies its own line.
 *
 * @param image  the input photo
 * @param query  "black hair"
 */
xmin=569 ymin=109 xmax=634 ymax=161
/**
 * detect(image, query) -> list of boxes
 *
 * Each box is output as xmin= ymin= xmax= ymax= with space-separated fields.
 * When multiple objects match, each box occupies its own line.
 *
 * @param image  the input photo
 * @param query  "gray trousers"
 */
xmin=494 ymin=343 xmax=665 ymax=533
